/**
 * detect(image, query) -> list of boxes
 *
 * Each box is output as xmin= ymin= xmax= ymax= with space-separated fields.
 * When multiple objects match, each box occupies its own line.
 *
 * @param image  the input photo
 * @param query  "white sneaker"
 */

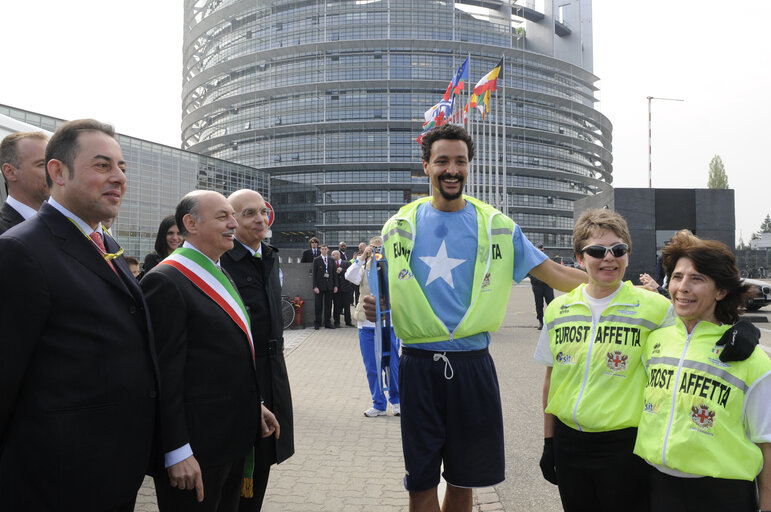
xmin=363 ymin=407 xmax=386 ymax=417
xmin=392 ymin=404 xmax=401 ymax=416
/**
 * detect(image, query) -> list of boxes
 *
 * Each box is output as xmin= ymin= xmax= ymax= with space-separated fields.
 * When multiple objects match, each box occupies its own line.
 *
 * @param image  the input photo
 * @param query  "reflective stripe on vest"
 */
xmin=633 ymin=319 xmax=771 ymax=481
xmin=383 ymin=195 xmax=514 ymax=343
xmin=544 ymin=282 xmax=672 ymax=432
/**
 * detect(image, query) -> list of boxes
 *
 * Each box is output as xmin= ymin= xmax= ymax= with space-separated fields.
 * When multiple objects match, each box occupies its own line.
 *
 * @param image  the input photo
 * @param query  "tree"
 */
xmin=761 ymin=214 xmax=771 ymax=233
xmin=707 ymin=155 xmax=729 ymax=189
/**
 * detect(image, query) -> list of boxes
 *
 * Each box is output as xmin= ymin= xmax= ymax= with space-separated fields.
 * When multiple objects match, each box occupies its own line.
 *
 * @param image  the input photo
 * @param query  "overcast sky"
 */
xmin=2 ymin=1 xmax=769 ymax=244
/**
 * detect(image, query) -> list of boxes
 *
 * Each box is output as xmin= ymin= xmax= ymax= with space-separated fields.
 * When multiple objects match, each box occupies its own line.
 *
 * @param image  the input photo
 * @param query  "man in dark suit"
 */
xmin=331 ymin=249 xmax=354 ymax=327
xmin=338 ymin=241 xmax=348 ymax=260
xmin=221 ymin=189 xmax=294 ymax=511
xmin=141 ymin=190 xmax=278 ymax=512
xmin=300 ymin=236 xmax=320 ymax=262
xmin=0 ymin=131 xmax=49 ymax=234
xmin=0 ymin=119 xmax=158 ymax=511
xmin=312 ymin=243 xmax=338 ymax=329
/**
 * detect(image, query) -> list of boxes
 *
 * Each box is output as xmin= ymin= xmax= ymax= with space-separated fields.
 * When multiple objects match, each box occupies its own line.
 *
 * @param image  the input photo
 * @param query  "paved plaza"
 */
xmin=134 ymin=280 xmax=771 ymax=512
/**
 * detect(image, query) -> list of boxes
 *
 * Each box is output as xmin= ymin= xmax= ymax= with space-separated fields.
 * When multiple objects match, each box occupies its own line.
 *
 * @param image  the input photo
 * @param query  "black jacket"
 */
xmin=141 ymin=259 xmax=260 ymax=471
xmin=0 ymin=201 xmax=24 ymax=235
xmin=0 ymin=203 xmax=158 ymax=509
xmin=221 ymin=241 xmax=295 ymax=464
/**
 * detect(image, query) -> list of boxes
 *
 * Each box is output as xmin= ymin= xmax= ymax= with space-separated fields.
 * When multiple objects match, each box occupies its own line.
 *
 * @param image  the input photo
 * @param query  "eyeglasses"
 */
xmin=581 ymin=243 xmax=629 ymax=259
xmin=240 ymin=208 xmax=270 ymax=218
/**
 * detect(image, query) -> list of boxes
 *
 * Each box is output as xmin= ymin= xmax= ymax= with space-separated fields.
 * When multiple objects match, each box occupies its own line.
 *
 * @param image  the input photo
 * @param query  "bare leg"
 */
xmin=441 ymin=484 xmax=472 ymax=512
xmin=409 ymin=487 xmax=440 ymax=512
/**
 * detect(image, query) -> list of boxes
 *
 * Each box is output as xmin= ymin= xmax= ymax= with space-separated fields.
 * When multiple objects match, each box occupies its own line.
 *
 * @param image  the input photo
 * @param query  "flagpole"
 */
xmin=495 ymin=87 xmax=500 ymax=209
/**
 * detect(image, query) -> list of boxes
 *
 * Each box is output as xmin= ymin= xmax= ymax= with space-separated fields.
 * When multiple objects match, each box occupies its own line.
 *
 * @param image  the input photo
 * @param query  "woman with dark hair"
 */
xmin=141 ymin=215 xmax=182 ymax=276
xmin=634 ymin=230 xmax=771 ymax=512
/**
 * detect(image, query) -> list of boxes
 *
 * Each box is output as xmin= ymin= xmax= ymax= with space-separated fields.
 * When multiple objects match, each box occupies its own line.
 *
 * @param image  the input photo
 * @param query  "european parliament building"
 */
xmin=182 ymin=0 xmax=612 ymax=252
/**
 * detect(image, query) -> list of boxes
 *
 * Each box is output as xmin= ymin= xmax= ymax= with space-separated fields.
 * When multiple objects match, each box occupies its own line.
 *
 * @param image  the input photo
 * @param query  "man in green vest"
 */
xmin=365 ymin=124 xmax=588 ymax=512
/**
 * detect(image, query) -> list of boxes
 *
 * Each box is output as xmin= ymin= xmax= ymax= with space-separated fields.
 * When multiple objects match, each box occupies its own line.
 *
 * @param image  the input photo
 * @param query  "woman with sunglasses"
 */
xmin=534 ymin=209 xmax=673 ymax=511
xmin=633 ymin=231 xmax=771 ymax=512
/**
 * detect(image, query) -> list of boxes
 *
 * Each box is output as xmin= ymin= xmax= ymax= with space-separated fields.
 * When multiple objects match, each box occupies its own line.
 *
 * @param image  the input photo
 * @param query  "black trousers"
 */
xmin=553 ymin=419 xmax=648 ymax=512
xmin=314 ymin=290 xmax=333 ymax=326
xmin=154 ymin=459 xmax=243 ymax=512
xmin=531 ymin=282 xmax=554 ymax=322
xmin=649 ymin=468 xmax=758 ymax=512
xmin=333 ymin=290 xmax=352 ymax=325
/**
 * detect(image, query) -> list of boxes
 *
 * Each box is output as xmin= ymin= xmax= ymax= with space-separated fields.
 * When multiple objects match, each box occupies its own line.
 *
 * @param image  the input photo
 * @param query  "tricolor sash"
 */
xmin=160 ymin=247 xmax=254 ymax=359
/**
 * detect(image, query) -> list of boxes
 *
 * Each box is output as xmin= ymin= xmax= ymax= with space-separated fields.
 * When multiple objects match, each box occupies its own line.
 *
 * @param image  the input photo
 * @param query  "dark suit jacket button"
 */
xmin=129 ymin=306 xmax=137 ymax=314
xmin=247 ymin=276 xmax=253 ymax=281
xmin=149 ymin=390 xmax=157 ymax=398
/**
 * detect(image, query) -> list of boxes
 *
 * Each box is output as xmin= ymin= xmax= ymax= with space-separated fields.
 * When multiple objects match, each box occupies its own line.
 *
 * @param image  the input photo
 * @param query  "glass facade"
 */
xmin=182 ymin=0 xmax=612 ymax=251
xmin=0 ymin=104 xmax=269 ymax=260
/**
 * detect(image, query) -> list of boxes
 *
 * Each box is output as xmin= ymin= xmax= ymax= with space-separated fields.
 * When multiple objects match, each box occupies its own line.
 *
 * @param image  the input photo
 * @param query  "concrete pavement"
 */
xmin=135 ymin=282 xmax=552 ymax=511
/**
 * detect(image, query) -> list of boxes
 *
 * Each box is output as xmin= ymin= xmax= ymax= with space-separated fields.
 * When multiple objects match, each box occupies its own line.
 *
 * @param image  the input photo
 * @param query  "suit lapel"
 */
xmin=0 ymin=202 xmax=25 ymax=227
xmin=40 ymin=204 xmax=133 ymax=298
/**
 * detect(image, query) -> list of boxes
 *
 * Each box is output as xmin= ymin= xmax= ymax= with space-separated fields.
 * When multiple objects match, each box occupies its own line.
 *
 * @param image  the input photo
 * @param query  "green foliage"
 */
xmin=707 ymin=155 xmax=729 ymax=189
xmin=761 ymin=214 xmax=771 ymax=233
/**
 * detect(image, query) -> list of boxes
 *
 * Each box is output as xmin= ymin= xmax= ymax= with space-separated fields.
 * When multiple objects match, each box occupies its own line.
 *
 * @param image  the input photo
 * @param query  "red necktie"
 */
xmin=89 ymin=232 xmax=118 ymax=274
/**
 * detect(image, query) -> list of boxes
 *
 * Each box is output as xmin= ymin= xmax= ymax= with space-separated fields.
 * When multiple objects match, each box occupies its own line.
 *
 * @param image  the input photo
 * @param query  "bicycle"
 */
xmin=281 ymin=295 xmax=295 ymax=329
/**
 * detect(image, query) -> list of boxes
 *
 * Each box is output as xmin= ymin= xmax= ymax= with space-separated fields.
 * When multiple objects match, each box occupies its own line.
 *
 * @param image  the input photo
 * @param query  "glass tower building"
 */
xmin=182 ymin=0 xmax=612 ymax=252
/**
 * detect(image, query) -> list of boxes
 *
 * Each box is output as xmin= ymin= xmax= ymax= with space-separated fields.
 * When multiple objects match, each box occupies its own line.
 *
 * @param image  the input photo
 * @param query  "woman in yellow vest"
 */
xmin=633 ymin=231 xmax=771 ymax=512
xmin=534 ymin=209 xmax=675 ymax=511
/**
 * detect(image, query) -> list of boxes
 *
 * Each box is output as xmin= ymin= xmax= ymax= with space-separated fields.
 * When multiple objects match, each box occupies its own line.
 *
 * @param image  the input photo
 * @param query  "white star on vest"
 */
xmin=418 ymin=240 xmax=466 ymax=289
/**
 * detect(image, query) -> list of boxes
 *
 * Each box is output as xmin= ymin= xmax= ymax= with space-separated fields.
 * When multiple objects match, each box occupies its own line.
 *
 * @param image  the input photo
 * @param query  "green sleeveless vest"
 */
xmin=633 ymin=319 xmax=771 ymax=480
xmin=382 ymin=196 xmax=514 ymax=344
xmin=544 ymin=282 xmax=672 ymax=432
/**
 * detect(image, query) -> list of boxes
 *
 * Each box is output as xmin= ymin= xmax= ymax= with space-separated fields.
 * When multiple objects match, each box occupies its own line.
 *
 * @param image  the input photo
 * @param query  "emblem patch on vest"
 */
xmin=643 ymin=401 xmax=660 ymax=414
xmin=606 ymin=350 xmax=628 ymax=373
xmin=398 ymin=268 xmax=414 ymax=280
xmin=651 ymin=343 xmax=661 ymax=356
xmin=616 ymin=301 xmax=640 ymax=316
xmin=555 ymin=351 xmax=576 ymax=365
xmin=690 ymin=404 xmax=715 ymax=431
xmin=559 ymin=304 xmax=570 ymax=315
xmin=481 ymin=272 xmax=491 ymax=290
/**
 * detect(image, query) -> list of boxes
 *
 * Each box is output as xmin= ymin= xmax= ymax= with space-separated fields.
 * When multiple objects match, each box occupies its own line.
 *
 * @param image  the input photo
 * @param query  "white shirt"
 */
xmin=47 ymin=197 xmax=105 ymax=238
xmin=344 ymin=257 xmax=375 ymax=328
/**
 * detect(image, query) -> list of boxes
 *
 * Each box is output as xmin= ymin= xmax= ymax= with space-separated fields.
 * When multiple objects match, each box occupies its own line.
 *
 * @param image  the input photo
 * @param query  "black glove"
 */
xmin=539 ymin=437 xmax=557 ymax=485
xmin=716 ymin=318 xmax=760 ymax=362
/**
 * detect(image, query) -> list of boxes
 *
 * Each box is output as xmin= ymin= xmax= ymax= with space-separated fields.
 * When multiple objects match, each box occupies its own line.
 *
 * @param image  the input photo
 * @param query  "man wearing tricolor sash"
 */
xmin=142 ymin=190 xmax=278 ymax=512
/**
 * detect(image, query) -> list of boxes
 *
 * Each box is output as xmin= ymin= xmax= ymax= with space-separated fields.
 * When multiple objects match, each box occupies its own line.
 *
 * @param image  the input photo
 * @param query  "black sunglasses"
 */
xmin=582 ymin=243 xmax=629 ymax=259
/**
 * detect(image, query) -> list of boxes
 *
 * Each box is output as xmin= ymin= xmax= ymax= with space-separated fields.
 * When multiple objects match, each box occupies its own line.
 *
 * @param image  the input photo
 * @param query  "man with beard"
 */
xmin=366 ymin=124 xmax=588 ymax=512
xmin=0 ymin=132 xmax=49 ymax=234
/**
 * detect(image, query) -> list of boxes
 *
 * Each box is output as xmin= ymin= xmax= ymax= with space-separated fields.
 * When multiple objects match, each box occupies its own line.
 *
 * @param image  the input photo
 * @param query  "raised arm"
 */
xmin=529 ymin=258 xmax=588 ymax=292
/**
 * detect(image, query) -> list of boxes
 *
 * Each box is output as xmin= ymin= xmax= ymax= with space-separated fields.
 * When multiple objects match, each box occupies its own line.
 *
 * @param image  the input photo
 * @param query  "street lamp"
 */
xmin=647 ymin=96 xmax=684 ymax=188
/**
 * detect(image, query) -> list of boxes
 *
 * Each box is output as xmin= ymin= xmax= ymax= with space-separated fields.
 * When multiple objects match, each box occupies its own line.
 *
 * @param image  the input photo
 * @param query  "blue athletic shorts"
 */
xmin=399 ymin=346 xmax=505 ymax=492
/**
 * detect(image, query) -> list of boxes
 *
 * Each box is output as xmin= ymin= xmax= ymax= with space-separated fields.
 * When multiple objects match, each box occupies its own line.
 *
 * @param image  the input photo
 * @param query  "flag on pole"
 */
xmin=451 ymin=57 xmax=470 ymax=94
xmin=473 ymin=58 xmax=504 ymax=96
